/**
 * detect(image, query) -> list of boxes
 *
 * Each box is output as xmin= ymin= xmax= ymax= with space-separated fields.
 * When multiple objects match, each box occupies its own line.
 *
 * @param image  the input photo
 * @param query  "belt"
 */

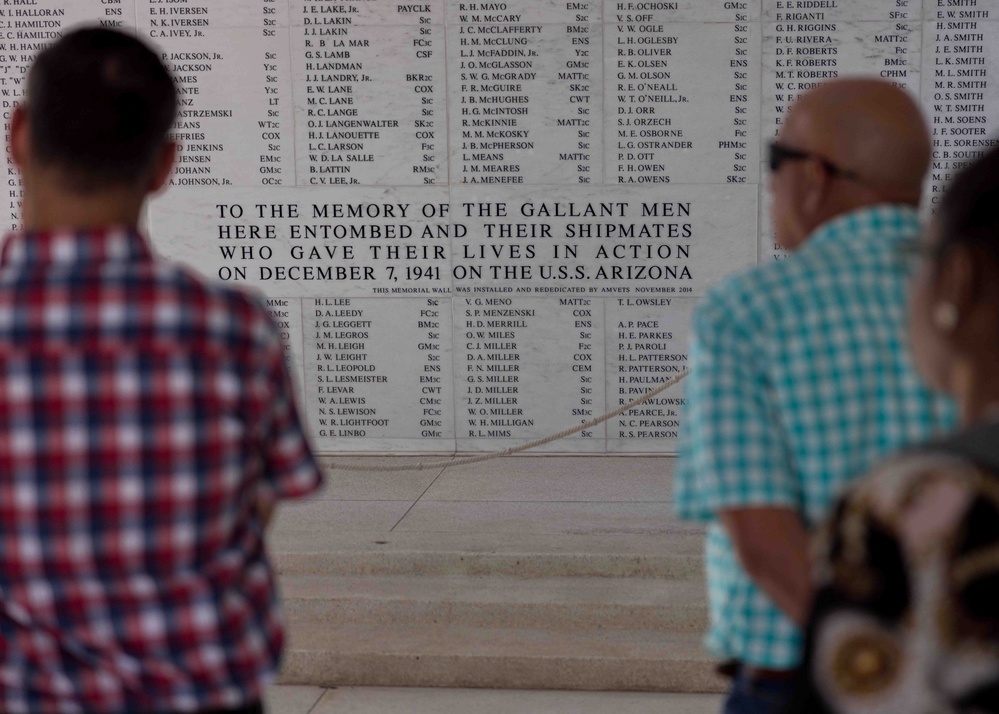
xmin=718 ymin=659 xmax=797 ymax=682
xmin=743 ymin=665 xmax=798 ymax=682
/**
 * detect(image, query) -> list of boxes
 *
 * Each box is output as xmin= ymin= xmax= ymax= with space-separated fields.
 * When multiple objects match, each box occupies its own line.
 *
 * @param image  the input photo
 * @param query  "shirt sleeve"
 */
xmin=675 ymin=293 xmax=799 ymax=521
xmin=255 ymin=309 xmax=324 ymax=503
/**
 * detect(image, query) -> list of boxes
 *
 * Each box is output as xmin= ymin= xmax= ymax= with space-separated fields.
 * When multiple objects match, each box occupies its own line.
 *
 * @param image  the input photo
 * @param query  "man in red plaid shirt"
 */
xmin=0 ymin=28 xmax=323 ymax=713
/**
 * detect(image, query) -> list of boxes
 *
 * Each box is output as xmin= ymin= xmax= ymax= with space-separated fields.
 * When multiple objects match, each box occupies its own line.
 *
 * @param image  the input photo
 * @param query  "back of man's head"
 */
xmin=25 ymin=27 xmax=176 ymax=192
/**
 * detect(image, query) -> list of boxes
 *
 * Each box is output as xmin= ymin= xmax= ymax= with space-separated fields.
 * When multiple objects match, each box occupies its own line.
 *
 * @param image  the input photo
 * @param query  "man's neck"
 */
xmin=20 ymin=178 xmax=144 ymax=233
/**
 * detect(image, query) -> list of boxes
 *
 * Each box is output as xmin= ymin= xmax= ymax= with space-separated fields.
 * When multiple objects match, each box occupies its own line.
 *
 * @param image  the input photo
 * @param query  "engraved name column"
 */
xmin=447 ymin=0 xmax=604 ymax=186
xmin=607 ymin=297 xmax=693 ymax=451
xmin=307 ymin=295 xmax=454 ymax=449
xmin=260 ymin=0 xmax=294 ymax=187
xmin=606 ymin=1 xmax=762 ymax=186
xmin=292 ymin=0 xmax=448 ymax=186
xmin=921 ymin=0 xmax=999 ymax=208
xmin=455 ymin=292 xmax=608 ymax=452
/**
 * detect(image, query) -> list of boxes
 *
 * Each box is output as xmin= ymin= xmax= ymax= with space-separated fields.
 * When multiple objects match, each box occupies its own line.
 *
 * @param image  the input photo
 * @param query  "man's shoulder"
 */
xmin=709 ymin=255 xmax=800 ymax=300
xmin=158 ymin=258 xmax=262 ymax=304
xmin=697 ymin=207 xmax=917 ymax=332
xmin=696 ymin=257 xmax=799 ymax=332
xmin=795 ymin=204 xmax=920 ymax=271
xmin=148 ymin=257 xmax=275 ymax=338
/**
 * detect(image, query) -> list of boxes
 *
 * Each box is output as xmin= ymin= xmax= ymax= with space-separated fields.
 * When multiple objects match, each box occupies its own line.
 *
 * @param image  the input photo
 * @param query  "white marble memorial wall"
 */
xmin=0 ymin=0 xmax=995 ymax=453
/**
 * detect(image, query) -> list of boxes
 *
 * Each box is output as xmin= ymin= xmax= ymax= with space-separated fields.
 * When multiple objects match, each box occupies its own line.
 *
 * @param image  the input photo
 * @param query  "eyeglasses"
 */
xmin=768 ymin=141 xmax=860 ymax=181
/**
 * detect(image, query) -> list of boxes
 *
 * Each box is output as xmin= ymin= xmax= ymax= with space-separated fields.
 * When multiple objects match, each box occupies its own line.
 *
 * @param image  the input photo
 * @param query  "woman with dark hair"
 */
xmin=793 ymin=144 xmax=999 ymax=713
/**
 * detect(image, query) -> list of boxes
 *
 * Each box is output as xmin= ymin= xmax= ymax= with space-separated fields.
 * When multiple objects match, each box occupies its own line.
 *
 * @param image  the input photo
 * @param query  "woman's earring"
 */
xmin=933 ymin=303 xmax=959 ymax=331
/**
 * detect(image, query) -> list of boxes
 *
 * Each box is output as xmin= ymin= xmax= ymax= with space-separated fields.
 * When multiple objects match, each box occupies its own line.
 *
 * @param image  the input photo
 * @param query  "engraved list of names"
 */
xmin=0 ymin=0 xmax=995 ymax=453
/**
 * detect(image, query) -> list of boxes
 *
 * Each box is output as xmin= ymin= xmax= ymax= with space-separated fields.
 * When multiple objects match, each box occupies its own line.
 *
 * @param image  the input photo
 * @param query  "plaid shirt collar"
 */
xmin=806 ymin=203 xmax=920 ymax=251
xmin=0 ymin=226 xmax=154 ymax=268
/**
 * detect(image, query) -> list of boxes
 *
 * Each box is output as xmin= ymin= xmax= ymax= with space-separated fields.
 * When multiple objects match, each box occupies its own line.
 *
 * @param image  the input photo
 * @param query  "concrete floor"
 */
xmin=266 ymin=686 xmax=723 ymax=714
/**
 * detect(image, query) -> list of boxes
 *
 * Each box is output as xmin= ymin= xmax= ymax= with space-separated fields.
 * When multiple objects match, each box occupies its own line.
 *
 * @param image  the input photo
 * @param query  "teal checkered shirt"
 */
xmin=676 ymin=204 xmax=956 ymax=669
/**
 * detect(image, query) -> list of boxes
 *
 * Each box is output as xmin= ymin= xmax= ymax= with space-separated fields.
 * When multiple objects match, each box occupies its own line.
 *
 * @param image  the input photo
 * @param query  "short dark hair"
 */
xmin=25 ymin=27 xmax=176 ymax=190
xmin=938 ymin=144 xmax=999 ymax=270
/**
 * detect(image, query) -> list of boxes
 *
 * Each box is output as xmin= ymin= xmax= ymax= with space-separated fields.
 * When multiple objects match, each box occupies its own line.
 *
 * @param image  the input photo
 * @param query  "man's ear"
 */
xmin=800 ymin=159 xmax=831 ymax=219
xmin=779 ymin=161 xmax=826 ymax=249
xmin=147 ymin=141 xmax=177 ymax=194
xmin=9 ymin=105 xmax=30 ymax=171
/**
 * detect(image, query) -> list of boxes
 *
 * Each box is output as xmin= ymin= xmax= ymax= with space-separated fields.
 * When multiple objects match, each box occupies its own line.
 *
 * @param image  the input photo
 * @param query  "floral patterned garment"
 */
xmin=800 ymin=423 xmax=999 ymax=714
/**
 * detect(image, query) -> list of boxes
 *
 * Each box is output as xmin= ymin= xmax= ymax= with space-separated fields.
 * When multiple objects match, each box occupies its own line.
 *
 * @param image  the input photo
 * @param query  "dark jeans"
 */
xmin=722 ymin=669 xmax=797 ymax=714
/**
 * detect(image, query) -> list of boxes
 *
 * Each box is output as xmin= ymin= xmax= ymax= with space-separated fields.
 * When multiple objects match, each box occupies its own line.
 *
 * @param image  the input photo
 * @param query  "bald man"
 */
xmin=675 ymin=78 xmax=956 ymax=714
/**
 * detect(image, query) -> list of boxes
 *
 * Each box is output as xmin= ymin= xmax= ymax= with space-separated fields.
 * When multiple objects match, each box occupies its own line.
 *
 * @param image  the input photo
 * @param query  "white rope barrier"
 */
xmin=327 ymin=368 xmax=689 ymax=472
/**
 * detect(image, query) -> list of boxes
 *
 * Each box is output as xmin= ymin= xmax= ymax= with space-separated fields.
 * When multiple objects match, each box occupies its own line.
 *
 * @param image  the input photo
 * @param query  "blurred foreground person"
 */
xmin=796 ymin=145 xmax=999 ymax=714
xmin=0 ymin=28 xmax=322 ymax=713
xmin=675 ymin=78 xmax=955 ymax=714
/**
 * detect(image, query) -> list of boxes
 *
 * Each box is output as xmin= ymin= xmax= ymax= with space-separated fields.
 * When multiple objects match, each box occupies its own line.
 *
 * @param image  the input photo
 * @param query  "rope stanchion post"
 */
xmin=327 ymin=369 xmax=690 ymax=473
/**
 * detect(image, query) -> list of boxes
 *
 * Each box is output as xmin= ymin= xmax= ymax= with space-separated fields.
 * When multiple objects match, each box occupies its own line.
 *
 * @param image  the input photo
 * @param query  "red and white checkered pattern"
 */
xmin=0 ymin=227 xmax=322 ymax=713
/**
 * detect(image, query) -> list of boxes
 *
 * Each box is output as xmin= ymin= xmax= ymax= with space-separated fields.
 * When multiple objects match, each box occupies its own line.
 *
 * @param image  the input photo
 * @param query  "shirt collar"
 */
xmin=0 ymin=226 xmax=154 ymax=268
xmin=807 ymin=204 xmax=921 ymax=250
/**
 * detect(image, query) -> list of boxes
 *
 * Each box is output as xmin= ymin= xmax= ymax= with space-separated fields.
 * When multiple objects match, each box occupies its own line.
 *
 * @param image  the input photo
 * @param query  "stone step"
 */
xmin=280 ymin=574 xmax=709 ymax=633
xmin=271 ymin=530 xmax=705 ymax=579
xmin=280 ymin=620 xmax=726 ymax=694
xmin=270 ymin=489 xmax=718 ymax=694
